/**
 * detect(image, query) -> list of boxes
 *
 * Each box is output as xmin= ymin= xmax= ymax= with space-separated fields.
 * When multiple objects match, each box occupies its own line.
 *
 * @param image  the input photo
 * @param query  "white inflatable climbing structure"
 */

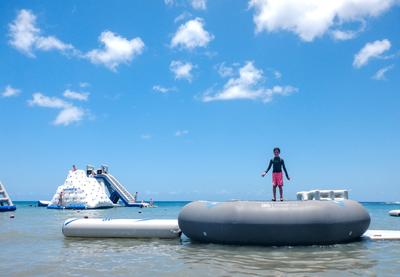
xmin=48 ymin=169 xmax=114 ymax=209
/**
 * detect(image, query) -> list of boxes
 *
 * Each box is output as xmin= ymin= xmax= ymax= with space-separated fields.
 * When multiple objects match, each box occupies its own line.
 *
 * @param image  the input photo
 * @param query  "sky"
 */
xmin=0 ymin=0 xmax=399 ymax=202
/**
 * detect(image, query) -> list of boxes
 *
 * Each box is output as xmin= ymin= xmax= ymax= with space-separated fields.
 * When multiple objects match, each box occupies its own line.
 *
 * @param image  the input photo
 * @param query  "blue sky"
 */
xmin=1 ymin=0 xmax=399 ymax=201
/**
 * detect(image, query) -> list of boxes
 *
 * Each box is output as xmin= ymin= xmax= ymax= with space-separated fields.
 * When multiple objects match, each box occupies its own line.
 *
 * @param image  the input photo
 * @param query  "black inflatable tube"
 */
xmin=178 ymin=200 xmax=370 ymax=246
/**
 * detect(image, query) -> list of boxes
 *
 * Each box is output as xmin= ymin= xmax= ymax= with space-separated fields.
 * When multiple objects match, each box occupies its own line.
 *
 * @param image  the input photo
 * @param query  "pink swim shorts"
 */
xmin=272 ymin=172 xmax=283 ymax=187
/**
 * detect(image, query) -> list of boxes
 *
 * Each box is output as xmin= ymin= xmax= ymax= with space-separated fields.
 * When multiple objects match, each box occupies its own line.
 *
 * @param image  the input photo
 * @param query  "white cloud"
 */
xmin=331 ymin=29 xmax=357 ymax=41
xmin=191 ymin=0 xmax=207 ymax=10
xmin=9 ymin=10 xmax=145 ymax=70
xmin=9 ymin=9 xmax=74 ymax=57
xmin=175 ymin=130 xmax=189 ymax=136
xmin=152 ymin=85 xmax=176 ymax=93
xmin=79 ymin=82 xmax=90 ymax=88
xmin=217 ymin=63 xmax=234 ymax=77
xmin=175 ymin=12 xmax=192 ymax=23
xmin=170 ymin=60 xmax=194 ymax=81
xmin=63 ymin=89 xmax=89 ymax=101
xmin=353 ymin=39 xmax=391 ymax=68
xmin=273 ymin=70 xmax=282 ymax=79
xmin=1 ymin=85 xmax=21 ymax=98
xmin=86 ymin=31 xmax=145 ymax=71
xmin=8 ymin=10 xmax=38 ymax=56
xmin=171 ymin=18 xmax=214 ymax=50
xmin=29 ymin=92 xmax=69 ymax=108
xmin=372 ymin=65 xmax=394 ymax=80
xmin=165 ymin=0 xmax=206 ymax=10
xmin=35 ymin=36 xmax=72 ymax=51
xmin=28 ymin=92 xmax=86 ymax=126
xmin=53 ymin=106 xmax=85 ymax=126
xmin=249 ymin=0 xmax=398 ymax=42
xmin=202 ymin=61 xmax=297 ymax=103
xmin=164 ymin=0 xmax=175 ymax=5
xmin=331 ymin=20 xmax=366 ymax=41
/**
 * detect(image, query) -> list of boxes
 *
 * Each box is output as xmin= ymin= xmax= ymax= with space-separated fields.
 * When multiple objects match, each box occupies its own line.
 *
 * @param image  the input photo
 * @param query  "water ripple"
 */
xmin=1 ymin=202 xmax=400 ymax=276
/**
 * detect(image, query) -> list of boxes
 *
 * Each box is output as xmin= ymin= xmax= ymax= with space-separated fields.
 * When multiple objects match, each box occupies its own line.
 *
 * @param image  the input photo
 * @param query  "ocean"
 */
xmin=1 ymin=201 xmax=400 ymax=276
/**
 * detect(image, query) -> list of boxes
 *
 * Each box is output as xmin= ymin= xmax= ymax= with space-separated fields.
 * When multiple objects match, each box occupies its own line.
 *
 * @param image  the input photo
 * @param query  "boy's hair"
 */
xmin=273 ymin=147 xmax=281 ymax=153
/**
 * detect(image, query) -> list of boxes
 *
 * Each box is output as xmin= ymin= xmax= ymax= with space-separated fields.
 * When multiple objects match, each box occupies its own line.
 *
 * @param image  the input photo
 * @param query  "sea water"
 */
xmin=1 ymin=201 xmax=400 ymax=276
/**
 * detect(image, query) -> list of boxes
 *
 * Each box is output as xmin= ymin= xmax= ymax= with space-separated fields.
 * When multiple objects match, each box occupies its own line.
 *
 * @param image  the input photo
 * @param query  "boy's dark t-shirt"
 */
xmin=266 ymin=157 xmax=289 ymax=179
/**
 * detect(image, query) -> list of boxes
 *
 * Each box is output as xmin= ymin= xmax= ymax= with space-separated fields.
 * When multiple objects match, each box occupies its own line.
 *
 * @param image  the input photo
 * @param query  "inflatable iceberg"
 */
xmin=48 ymin=169 xmax=114 ymax=209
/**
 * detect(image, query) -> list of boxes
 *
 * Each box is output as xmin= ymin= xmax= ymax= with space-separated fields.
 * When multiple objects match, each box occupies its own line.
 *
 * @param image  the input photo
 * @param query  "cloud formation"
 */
xmin=28 ymin=92 xmax=86 ymax=126
xmin=273 ymin=70 xmax=282 ymax=79
xmin=202 ymin=61 xmax=297 ymax=103
xmin=353 ymin=39 xmax=391 ymax=68
xmin=164 ymin=0 xmax=175 ymax=5
xmin=170 ymin=60 xmax=194 ymax=81
xmin=165 ymin=0 xmax=207 ymax=10
xmin=9 ymin=9 xmax=74 ymax=57
xmin=29 ymin=93 xmax=68 ymax=108
xmin=171 ymin=18 xmax=214 ymax=50
xmin=79 ymin=82 xmax=90 ymax=88
xmin=191 ymin=0 xmax=207 ymax=10
xmin=372 ymin=65 xmax=394 ymax=80
xmin=1 ymin=85 xmax=21 ymax=98
xmin=9 ymin=10 xmax=145 ymax=71
xmin=249 ymin=0 xmax=398 ymax=42
xmin=331 ymin=30 xmax=357 ymax=41
xmin=175 ymin=12 xmax=192 ymax=23
xmin=217 ymin=63 xmax=235 ymax=77
xmin=53 ymin=106 xmax=85 ymax=126
xmin=175 ymin=130 xmax=189 ymax=136
xmin=86 ymin=31 xmax=145 ymax=71
xmin=63 ymin=89 xmax=89 ymax=101
xmin=152 ymin=85 xmax=177 ymax=93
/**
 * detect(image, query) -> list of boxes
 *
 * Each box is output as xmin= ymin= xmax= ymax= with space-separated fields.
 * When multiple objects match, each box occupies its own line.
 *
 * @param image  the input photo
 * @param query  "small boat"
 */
xmin=37 ymin=200 xmax=51 ymax=207
xmin=389 ymin=210 xmax=400 ymax=217
xmin=62 ymin=218 xmax=181 ymax=239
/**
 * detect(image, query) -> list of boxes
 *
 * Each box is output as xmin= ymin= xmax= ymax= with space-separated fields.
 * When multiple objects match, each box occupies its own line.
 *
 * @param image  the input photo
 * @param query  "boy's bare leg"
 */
xmin=272 ymin=186 xmax=277 ymax=201
xmin=279 ymin=186 xmax=283 ymax=200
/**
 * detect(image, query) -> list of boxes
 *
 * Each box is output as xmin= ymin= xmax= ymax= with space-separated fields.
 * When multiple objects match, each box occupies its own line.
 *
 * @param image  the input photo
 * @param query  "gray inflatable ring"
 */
xmin=178 ymin=200 xmax=370 ymax=246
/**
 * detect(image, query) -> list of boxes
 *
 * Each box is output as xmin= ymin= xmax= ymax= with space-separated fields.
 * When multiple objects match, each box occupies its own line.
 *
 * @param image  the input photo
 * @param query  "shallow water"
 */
xmin=1 ymin=201 xmax=400 ymax=276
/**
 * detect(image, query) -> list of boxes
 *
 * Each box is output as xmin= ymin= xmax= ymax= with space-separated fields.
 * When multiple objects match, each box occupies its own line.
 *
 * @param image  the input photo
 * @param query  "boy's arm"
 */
xmin=264 ymin=160 xmax=273 ymax=174
xmin=282 ymin=159 xmax=290 ymax=179
xmin=261 ymin=160 xmax=272 ymax=177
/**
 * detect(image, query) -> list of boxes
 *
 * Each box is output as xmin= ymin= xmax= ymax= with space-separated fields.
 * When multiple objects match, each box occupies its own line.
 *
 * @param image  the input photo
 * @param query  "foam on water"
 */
xmin=1 ymin=201 xmax=400 ymax=276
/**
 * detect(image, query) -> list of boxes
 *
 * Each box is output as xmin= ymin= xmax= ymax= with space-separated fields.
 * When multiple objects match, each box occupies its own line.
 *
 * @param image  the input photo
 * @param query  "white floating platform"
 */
xmin=363 ymin=230 xmax=400 ymax=240
xmin=38 ymin=200 xmax=51 ymax=207
xmin=62 ymin=218 xmax=181 ymax=239
xmin=389 ymin=210 xmax=400 ymax=217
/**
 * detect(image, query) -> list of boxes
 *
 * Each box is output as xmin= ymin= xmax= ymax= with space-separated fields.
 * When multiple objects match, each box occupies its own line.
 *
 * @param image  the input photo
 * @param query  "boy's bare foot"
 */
xmin=280 ymin=198 xmax=283 ymax=201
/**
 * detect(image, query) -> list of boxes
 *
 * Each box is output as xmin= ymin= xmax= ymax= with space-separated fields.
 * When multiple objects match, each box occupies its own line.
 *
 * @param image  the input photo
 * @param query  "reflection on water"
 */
xmin=1 ymin=202 xmax=400 ymax=276
xmin=58 ymin=235 xmax=393 ymax=276
xmin=177 ymin=239 xmax=379 ymax=276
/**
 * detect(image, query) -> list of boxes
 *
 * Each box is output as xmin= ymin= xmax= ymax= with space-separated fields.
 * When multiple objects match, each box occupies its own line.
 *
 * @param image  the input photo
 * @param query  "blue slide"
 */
xmin=95 ymin=174 xmax=144 ymax=207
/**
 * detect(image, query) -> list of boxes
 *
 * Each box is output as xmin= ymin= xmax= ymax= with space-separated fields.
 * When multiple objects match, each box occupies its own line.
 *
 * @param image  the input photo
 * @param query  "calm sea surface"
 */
xmin=1 ymin=201 xmax=400 ymax=276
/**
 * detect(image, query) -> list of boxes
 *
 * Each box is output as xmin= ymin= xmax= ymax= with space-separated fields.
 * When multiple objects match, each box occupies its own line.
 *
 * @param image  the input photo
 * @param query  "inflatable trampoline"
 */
xmin=178 ymin=200 xmax=370 ymax=246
